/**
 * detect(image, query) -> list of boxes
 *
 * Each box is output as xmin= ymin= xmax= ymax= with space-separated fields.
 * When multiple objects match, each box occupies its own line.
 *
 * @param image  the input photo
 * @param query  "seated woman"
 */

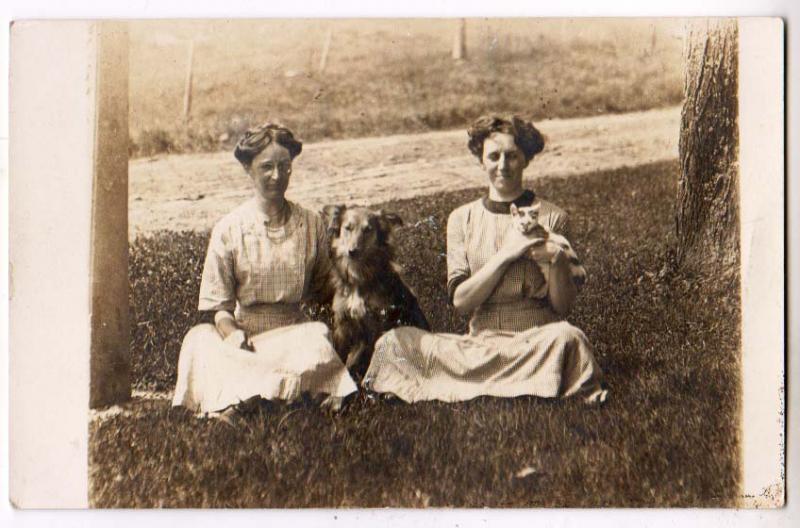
xmin=172 ymin=123 xmax=357 ymax=417
xmin=363 ymin=115 xmax=607 ymax=403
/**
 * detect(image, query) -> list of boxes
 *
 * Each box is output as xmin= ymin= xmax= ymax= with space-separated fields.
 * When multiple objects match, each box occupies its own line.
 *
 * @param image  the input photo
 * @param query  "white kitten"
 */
xmin=509 ymin=203 xmax=587 ymax=288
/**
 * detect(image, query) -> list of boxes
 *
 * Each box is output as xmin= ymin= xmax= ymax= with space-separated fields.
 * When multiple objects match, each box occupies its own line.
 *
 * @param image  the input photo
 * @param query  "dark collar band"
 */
xmin=481 ymin=189 xmax=536 ymax=214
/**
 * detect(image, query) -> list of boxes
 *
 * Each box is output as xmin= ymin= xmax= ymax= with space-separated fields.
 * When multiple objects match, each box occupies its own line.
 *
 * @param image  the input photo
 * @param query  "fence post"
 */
xmin=319 ymin=27 xmax=333 ymax=72
xmin=183 ymin=39 xmax=195 ymax=124
xmin=452 ymin=18 xmax=467 ymax=61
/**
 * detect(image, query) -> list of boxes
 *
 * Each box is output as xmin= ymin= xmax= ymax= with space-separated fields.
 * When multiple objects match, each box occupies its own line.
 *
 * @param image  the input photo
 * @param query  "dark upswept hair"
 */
xmin=467 ymin=115 xmax=545 ymax=162
xmin=234 ymin=122 xmax=303 ymax=168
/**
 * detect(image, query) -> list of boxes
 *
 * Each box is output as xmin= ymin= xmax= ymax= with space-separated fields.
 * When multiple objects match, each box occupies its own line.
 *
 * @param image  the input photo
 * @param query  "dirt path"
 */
xmin=129 ymin=106 xmax=680 ymax=237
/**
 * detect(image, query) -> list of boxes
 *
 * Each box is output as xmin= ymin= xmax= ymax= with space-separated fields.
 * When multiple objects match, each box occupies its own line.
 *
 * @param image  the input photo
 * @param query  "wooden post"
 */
xmin=319 ymin=28 xmax=333 ymax=73
xmin=452 ymin=18 xmax=467 ymax=61
xmin=90 ymin=23 xmax=131 ymax=408
xmin=651 ymin=25 xmax=657 ymax=54
xmin=183 ymin=39 xmax=195 ymax=124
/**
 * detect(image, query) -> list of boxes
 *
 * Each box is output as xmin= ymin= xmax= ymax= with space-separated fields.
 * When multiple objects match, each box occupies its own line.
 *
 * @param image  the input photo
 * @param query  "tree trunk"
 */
xmin=675 ymin=19 xmax=739 ymax=277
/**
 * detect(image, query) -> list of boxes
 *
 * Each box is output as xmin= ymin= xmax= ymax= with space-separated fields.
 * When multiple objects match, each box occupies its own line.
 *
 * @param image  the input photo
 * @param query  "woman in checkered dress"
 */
xmin=172 ymin=123 xmax=356 ymax=416
xmin=363 ymin=115 xmax=607 ymax=403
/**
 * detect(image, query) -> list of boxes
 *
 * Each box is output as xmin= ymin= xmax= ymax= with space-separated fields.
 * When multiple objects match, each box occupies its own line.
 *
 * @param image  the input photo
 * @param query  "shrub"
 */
xmin=132 ymin=128 xmax=175 ymax=158
xmin=129 ymin=231 xmax=208 ymax=390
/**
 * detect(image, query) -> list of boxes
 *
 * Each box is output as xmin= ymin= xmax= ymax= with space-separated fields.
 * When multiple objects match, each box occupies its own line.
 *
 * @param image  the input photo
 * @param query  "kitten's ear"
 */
xmin=321 ymin=204 xmax=345 ymax=235
xmin=510 ymin=203 xmax=519 ymax=216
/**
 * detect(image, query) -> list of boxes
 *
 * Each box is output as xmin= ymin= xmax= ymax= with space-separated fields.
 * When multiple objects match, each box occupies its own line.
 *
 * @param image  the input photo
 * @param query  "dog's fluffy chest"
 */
xmin=333 ymin=287 xmax=373 ymax=319
xmin=334 ymin=286 xmax=395 ymax=321
xmin=343 ymin=290 xmax=367 ymax=319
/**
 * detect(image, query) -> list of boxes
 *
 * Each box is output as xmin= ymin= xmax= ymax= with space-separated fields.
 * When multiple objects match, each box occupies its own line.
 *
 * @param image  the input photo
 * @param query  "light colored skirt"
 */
xmin=363 ymin=321 xmax=606 ymax=403
xmin=172 ymin=321 xmax=357 ymax=413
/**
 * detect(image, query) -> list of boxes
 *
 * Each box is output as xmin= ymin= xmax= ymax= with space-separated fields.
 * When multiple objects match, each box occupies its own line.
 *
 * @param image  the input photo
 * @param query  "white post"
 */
xmin=10 ymin=20 xmax=131 ymax=507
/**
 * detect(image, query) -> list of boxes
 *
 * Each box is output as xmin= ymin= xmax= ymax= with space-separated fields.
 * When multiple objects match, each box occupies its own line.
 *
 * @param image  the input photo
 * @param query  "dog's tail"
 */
xmin=391 ymin=270 xmax=431 ymax=331
xmin=408 ymin=299 xmax=431 ymax=331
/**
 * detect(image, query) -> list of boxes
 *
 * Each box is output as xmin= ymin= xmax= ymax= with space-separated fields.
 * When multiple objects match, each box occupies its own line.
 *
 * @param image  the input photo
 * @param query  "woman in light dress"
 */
xmin=172 ymin=123 xmax=356 ymax=418
xmin=364 ymin=115 xmax=608 ymax=403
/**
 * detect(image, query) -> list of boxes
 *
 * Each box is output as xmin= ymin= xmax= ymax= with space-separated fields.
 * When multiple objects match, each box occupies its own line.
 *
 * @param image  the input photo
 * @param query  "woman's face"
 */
xmin=481 ymin=132 xmax=529 ymax=197
xmin=246 ymin=142 xmax=293 ymax=200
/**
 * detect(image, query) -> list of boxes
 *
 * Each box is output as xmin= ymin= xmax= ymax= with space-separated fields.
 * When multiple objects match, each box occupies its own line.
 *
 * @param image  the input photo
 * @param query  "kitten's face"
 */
xmin=510 ymin=203 xmax=540 ymax=234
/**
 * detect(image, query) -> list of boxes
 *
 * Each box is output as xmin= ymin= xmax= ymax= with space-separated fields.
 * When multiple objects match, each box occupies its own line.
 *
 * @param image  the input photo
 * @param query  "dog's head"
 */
xmin=322 ymin=204 xmax=402 ymax=269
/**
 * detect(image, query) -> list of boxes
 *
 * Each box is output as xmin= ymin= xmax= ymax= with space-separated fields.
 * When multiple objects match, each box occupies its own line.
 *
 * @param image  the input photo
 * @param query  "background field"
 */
xmin=91 ymin=162 xmax=740 ymax=507
xmin=129 ymin=19 xmax=684 ymax=157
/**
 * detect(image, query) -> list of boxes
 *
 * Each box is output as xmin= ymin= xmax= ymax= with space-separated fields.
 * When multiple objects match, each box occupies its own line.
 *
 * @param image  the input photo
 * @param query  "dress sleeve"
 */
xmin=307 ymin=214 xmax=334 ymax=304
xmin=198 ymin=223 xmax=237 ymax=312
xmin=446 ymin=207 xmax=470 ymax=303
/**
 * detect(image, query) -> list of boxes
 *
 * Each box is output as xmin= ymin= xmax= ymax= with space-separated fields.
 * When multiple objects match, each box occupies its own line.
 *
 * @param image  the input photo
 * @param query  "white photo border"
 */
xmin=2 ymin=0 xmax=797 ymax=526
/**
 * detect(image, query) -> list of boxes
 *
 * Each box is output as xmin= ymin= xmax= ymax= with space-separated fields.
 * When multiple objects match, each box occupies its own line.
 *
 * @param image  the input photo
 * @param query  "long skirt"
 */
xmin=363 ymin=321 xmax=606 ymax=403
xmin=172 ymin=321 xmax=358 ymax=413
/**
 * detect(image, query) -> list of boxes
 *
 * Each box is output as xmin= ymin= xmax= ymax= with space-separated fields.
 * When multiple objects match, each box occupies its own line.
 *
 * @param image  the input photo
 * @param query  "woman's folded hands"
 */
xmin=216 ymin=311 xmax=255 ymax=352
xmin=223 ymin=329 xmax=255 ymax=352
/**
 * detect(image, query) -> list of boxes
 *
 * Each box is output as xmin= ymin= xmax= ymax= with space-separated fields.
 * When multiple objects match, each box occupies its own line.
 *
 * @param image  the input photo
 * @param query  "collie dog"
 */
xmin=322 ymin=205 xmax=430 ymax=379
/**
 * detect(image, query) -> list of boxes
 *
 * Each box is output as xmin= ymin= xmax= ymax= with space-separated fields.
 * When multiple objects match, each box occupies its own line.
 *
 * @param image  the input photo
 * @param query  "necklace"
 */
xmin=261 ymin=199 xmax=290 ymax=228
xmin=263 ymin=201 xmax=293 ymax=242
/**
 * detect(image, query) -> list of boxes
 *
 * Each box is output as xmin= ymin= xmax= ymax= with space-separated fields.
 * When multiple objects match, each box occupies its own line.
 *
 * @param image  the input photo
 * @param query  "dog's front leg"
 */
xmin=345 ymin=342 xmax=367 ymax=373
xmin=332 ymin=316 xmax=368 ymax=376
xmin=332 ymin=319 xmax=353 ymax=364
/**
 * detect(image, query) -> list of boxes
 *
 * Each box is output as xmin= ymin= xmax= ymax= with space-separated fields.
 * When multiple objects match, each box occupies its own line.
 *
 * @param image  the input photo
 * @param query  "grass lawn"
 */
xmin=90 ymin=160 xmax=741 ymax=507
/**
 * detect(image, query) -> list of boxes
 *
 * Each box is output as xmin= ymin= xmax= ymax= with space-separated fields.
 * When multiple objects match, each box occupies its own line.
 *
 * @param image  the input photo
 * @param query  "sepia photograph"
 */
xmin=7 ymin=14 xmax=786 ymax=512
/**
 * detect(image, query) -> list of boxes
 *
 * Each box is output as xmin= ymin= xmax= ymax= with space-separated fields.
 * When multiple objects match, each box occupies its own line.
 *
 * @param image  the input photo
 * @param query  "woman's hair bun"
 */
xmin=467 ymin=115 xmax=544 ymax=162
xmin=234 ymin=122 xmax=303 ymax=168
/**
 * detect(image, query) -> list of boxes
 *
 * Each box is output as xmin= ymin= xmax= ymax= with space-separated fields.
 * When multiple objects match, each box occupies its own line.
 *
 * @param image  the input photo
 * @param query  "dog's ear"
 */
xmin=376 ymin=211 xmax=403 ymax=232
xmin=510 ymin=203 xmax=519 ymax=216
xmin=321 ymin=204 xmax=346 ymax=236
xmin=372 ymin=210 xmax=402 ymax=246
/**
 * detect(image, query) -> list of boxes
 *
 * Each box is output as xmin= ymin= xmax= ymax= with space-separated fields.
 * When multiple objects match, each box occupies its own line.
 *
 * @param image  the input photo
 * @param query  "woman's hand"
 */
xmin=453 ymin=231 xmax=554 ymax=315
xmin=526 ymin=239 xmax=564 ymax=264
xmin=216 ymin=311 xmax=255 ymax=352
xmin=452 ymin=234 xmax=531 ymax=315
xmin=498 ymin=229 xmax=547 ymax=263
xmin=223 ymin=329 xmax=255 ymax=352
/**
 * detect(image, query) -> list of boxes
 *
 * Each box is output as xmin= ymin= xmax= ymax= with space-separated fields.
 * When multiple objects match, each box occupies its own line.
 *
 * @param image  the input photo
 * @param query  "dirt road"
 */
xmin=129 ymin=106 xmax=680 ymax=237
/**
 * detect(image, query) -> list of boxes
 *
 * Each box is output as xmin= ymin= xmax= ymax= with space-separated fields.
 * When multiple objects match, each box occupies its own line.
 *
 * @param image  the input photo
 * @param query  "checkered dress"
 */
xmin=364 ymin=195 xmax=606 ymax=403
xmin=198 ymin=199 xmax=332 ymax=333
xmin=447 ymin=196 xmax=571 ymax=334
xmin=172 ymin=199 xmax=356 ymax=413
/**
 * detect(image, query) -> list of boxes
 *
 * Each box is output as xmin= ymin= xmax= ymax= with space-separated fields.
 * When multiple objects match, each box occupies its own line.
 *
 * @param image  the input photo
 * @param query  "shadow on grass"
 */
xmin=91 ymin=160 xmax=740 ymax=507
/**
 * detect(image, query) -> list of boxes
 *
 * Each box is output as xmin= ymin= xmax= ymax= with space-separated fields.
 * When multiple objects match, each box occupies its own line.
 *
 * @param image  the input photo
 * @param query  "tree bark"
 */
xmin=675 ymin=19 xmax=739 ymax=277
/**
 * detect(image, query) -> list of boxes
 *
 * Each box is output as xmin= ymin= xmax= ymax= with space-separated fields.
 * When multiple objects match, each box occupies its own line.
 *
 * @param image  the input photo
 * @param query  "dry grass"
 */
xmin=90 ymin=161 xmax=741 ymax=507
xmin=130 ymin=19 xmax=684 ymax=157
